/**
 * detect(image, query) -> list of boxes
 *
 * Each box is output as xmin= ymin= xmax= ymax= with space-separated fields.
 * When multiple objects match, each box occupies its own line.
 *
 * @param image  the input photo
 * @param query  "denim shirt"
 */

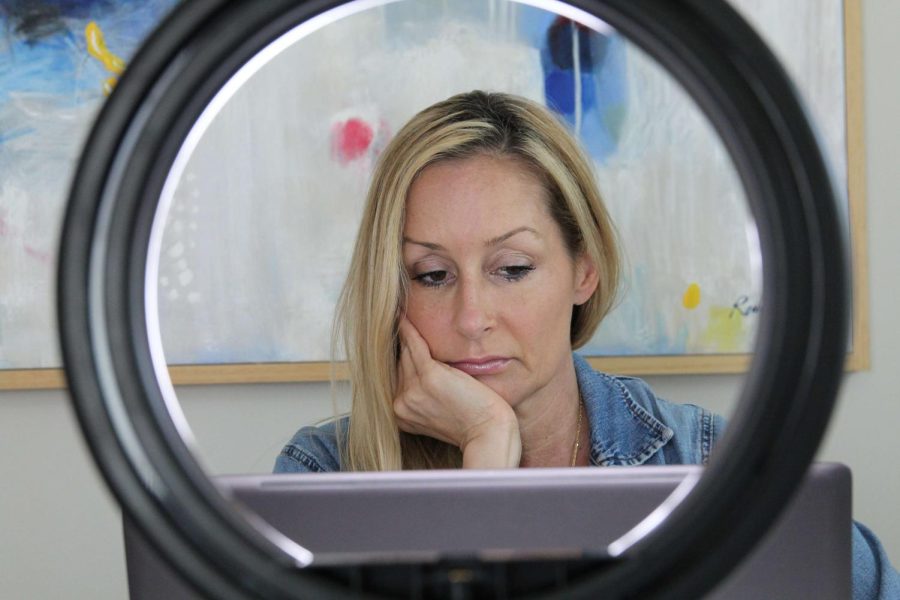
xmin=275 ymin=353 xmax=898 ymax=599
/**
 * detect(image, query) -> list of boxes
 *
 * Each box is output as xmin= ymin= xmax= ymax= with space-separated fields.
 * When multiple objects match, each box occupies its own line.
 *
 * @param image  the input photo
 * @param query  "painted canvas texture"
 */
xmin=0 ymin=0 xmax=848 ymax=369
xmin=0 ymin=0 xmax=179 ymax=368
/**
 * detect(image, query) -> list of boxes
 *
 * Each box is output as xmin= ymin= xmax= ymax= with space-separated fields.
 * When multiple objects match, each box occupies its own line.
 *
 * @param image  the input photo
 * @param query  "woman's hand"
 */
xmin=395 ymin=318 xmax=522 ymax=468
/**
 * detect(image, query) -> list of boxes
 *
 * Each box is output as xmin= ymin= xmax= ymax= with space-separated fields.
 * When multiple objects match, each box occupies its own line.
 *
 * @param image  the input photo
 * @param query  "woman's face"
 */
xmin=402 ymin=155 xmax=598 ymax=410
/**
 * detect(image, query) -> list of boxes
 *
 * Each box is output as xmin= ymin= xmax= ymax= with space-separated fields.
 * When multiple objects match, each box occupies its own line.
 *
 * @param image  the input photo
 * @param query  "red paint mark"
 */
xmin=0 ymin=217 xmax=8 ymax=237
xmin=24 ymin=245 xmax=51 ymax=263
xmin=331 ymin=118 xmax=374 ymax=164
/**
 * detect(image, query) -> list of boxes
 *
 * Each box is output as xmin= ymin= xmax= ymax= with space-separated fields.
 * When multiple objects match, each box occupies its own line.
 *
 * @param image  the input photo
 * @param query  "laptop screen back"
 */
xmin=124 ymin=463 xmax=851 ymax=599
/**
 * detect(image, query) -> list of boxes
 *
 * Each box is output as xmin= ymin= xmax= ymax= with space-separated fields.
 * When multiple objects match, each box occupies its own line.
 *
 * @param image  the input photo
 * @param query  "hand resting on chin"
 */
xmin=394 ymin=318 xmax=522 ymax=469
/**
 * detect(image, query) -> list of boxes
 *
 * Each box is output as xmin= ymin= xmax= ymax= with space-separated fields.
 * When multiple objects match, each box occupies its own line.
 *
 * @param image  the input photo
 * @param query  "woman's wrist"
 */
xmin=460 ymin=405 xmax=521 ymax=469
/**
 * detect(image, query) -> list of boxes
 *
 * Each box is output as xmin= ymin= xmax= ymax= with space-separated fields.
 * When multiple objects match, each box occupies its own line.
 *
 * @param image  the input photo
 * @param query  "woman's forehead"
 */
xmin=406 ymin=155 xmax=547 ymax=213
xmin=405 ymin=156 xmax=550 ymax=222
xmin=403 ymin=160 xmax=557 ymax=250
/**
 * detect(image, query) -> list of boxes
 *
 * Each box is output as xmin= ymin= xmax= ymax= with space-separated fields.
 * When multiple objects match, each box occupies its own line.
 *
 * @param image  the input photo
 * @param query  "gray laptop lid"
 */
xmin=124 ymin=463 xmax=851 ymax=599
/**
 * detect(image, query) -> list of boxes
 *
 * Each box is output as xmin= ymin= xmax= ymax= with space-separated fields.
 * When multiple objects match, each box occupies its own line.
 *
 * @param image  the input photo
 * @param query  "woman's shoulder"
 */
xmin=573 ymin=354 xmax=726 ymax=465
xmin=617 ymin=374 xmax=727 ymax=464
xmin=613 ymin=373 xmax=726 ymax=435
xmin=273 ymin=417 xmax=348 ymax=473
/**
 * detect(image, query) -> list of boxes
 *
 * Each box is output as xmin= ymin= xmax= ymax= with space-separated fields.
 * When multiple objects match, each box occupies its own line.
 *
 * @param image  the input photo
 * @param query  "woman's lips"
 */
xmin=448 ymin=357 xmax=511 ymax=376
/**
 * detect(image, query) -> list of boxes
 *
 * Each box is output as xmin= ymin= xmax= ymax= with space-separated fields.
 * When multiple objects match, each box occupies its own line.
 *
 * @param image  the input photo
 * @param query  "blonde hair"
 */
xmin=335 ymin=91 xmax=620 ymax=471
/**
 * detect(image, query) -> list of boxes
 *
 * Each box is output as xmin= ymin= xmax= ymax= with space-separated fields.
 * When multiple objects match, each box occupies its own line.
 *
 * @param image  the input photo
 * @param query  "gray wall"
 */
xmin=1 ymin=1 xmax=897 ymax=597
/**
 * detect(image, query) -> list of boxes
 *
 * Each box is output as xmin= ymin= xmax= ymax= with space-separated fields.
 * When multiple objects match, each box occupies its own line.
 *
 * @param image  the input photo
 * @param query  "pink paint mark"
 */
xmin=0 ymin=217 xmax=9 ymax=237
xmin=24 ymin=244 xmax=51 ymax=264
xmin=331 ymin=118 xmax=374 ymax=164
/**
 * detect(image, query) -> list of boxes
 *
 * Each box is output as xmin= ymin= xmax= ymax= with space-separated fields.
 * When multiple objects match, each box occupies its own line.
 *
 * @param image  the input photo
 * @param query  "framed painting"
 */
xmin=0 ymin=0 xmax=867 ymax=389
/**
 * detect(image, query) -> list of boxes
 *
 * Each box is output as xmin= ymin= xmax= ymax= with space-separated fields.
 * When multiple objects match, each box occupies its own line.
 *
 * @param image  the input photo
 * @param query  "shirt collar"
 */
xmin=573 ymin=354 xmax=674 ymax=466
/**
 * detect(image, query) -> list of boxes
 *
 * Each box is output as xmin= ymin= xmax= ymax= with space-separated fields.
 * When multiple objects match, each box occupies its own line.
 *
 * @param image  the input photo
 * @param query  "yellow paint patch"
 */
xmin=682 ymin=282 xmax=701 ymax=310
xmin=700 ymin=306 xmax=745 ymax=352
xmin=102 ymin=77 xmax=118 ymax=96
xmin=86 ymin=21 xmax=125 ymax=94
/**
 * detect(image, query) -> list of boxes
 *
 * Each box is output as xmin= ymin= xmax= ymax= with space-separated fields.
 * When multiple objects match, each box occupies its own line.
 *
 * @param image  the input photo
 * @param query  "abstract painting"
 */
xmin=0 ymin=0 xmax=857 ymax=384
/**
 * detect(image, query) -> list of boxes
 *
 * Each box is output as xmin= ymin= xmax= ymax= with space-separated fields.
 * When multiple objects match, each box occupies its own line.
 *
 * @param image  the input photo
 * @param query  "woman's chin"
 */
xmin=476 ymin=377 xmax=522 ymax=407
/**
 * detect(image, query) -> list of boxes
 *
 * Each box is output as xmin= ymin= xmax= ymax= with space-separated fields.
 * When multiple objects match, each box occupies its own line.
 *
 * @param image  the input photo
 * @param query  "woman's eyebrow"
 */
xmin=402 ymin=237 xmax=444 ymax=250
xmin=485 ymin=226 xmax=540 ymax=247
xmin=402 ymin=226 xmax=539 ymax=250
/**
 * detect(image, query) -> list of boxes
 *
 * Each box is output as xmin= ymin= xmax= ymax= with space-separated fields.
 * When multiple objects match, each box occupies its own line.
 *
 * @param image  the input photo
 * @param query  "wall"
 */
xmin=1 ymin=0 xmax=897 ymax=597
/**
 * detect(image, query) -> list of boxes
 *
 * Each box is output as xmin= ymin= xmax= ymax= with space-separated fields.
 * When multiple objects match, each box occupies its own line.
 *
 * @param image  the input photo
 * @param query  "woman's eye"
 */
xmin=413 ymin=270 xmax=453 ymax=287
xmin=496 ymin=265 xmax=535 ymax=281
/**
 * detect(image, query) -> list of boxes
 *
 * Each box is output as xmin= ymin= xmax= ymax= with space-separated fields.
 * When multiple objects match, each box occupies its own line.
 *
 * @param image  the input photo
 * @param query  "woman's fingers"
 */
xmin=399 ymin=341 xmax=416 ymax=384
xmin=396 ymin=336 xmax=425 ymax=426
xmin=398 ymin=317 xmax=433 ymax=374
xmin=399 ymin=318 xmax=459 ymax=395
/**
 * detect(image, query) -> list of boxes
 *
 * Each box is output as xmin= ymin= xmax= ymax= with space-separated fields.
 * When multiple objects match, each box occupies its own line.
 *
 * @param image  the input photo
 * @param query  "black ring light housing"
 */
xmin=58 ymin=0 xmax=849 ymax=598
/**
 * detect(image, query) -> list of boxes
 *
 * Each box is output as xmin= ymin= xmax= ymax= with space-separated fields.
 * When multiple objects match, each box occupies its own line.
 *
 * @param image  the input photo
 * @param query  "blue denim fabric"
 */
xmin=274 ymin=353 xmax=899 ymax=598
xmin=276 ymin=417 xmax=344 ymax=473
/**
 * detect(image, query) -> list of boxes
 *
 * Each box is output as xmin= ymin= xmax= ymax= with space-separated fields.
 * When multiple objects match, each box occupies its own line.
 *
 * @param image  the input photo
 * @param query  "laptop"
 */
xmin=124 ymin=463 xmax=852 ymax=599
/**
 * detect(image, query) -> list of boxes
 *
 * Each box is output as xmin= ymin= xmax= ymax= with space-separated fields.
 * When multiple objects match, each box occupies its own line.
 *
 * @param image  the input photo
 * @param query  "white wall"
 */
xmin=1 ymin=1 xmax=897 ymax=597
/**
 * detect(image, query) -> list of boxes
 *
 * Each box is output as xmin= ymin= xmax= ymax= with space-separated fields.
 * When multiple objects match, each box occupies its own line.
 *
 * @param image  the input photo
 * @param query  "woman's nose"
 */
xmin=453 ymin=278 xmax=493 ymax=340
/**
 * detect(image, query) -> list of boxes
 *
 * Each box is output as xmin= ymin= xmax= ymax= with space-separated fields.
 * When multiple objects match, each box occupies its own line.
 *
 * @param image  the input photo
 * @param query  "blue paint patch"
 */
xmin=544 ymin=69 xmax=596 ymax=115
xmin=0 ymin=127 xmax=36 ymax=145
xmin=0 ymin=0 xmax=179 ymax=124
xmin=2 ymin=0 xmax=153 ymax=42
xmin=517 ymin=6 xmax=629 ymax=163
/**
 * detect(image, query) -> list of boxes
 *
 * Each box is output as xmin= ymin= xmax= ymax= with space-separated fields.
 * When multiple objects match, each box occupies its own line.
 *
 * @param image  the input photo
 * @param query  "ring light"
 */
xmin=58 ymin=0 xmax=849 ymax=598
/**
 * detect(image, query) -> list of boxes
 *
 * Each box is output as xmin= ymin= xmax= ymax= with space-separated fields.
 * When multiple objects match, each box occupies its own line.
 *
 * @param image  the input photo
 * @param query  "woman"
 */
xmin=274 ymin=91 xmax=897 ymax=597
xmin=276 ymin=90 xmax=721 ymax=472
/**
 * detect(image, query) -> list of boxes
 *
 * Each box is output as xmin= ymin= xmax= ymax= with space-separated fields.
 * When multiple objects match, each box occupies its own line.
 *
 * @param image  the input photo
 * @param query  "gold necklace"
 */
xmin=570 ymin=399 xmax=583 ymax=467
